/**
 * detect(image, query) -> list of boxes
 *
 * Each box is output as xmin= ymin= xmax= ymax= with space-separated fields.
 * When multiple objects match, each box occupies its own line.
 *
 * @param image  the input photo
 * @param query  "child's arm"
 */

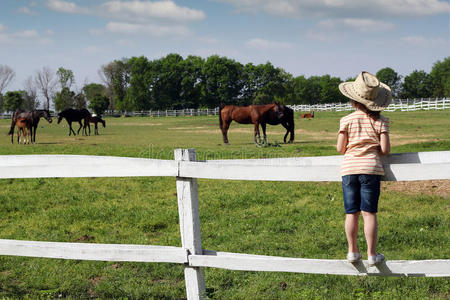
xmin=336 ymin=131 xmax=348 ymax=154
xmin=380 ymin=132 xmax=390 ymax=155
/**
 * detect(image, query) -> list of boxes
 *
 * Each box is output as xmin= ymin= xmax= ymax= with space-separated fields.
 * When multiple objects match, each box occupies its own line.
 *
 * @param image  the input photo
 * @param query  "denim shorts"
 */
xmin=342 ymin=174 xmax=381 ymax=213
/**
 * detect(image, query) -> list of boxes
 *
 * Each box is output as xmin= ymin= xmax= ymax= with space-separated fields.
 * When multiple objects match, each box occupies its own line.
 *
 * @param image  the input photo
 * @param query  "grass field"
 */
xmin=0 ymin=110 xmax=449 ymax=299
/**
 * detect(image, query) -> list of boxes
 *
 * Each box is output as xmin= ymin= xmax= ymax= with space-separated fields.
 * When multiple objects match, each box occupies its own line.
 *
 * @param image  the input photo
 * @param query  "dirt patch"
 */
xmin=119 ymin=123 xmax=162 ymax=126
xmin=382 ymin=180 xmax=450 ymax=199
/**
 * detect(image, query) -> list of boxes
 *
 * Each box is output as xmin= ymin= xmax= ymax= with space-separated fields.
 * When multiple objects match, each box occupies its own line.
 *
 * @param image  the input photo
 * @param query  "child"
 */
xmin=336 ymin=71 xmax=391 ymax=266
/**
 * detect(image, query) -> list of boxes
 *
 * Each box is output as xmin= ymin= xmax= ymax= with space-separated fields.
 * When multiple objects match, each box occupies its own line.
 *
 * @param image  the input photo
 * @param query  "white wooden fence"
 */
xmin=0 ymin=150 xmax=449 ymax=299
xmin=290 ymin=98 xmax=450 ymax=112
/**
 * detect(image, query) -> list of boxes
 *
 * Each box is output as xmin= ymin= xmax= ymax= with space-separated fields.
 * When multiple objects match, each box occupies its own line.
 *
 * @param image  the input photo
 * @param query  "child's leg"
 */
xmin=345 ymin=212 xmax=360 ymax=253
xmin=362 ymin=211 xmax=378 ymax=257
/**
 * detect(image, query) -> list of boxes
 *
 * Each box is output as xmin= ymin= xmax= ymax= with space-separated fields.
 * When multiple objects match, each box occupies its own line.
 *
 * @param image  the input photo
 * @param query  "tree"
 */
xmin=430 ymin=57 xmax=450 ymax=97
xmin=35 ymin=67 xmax=57 ymax=110
xmin=100 ymin=59 xmax=130 ymax=112
xmin=83 ymin=83 xmax=106 ymax=103
xmin=4 ymin=91 xmax=25 ymax=111
xmin=53 ymin=87 xmax=74 ymax=111
xmin=56 ymin=67 xmax=75 ymax=90
xmin=319 ymin=75 xmax=345 ymax=104
xmin=23 ymin=76 xmax=40 ymax=110
xmin=0 ymin=65 xmax=15 ymax=96
xmin=376 ymin=67 xmax=402 ymax=98
xmin=126 ymin=56 xmax=153 ymax=110
xmin=400 ymin=70 xmax=432 ymax=99
xmin=89 ymin=94 xmax=110 ymax=115
xmin=202 ymin=55 xmax=243 ymax=107
xmin=73 ymin=92 xmax=86 ymax=109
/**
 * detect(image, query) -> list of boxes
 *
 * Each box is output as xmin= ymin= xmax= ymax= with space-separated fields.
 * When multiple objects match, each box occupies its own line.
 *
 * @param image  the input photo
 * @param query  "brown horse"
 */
xmin=8 ymin=109 xmax=53 ymax=144
xmin=219 ymin=103 xmax=284 ymax=145
xmin=261 ymin=105 xmax=294 ymax=143
xmin=86 ymin=116 xmax=106 ymax=135
xmin=16 ymin=118 xmax=31 ymax=144
xmin=301 ymin=111 xmax=314 ymax=118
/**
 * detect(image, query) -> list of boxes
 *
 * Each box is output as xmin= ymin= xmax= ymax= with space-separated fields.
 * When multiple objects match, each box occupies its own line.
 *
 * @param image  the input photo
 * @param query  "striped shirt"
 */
xmin=339 ymin=110 xmax=389 ymax=176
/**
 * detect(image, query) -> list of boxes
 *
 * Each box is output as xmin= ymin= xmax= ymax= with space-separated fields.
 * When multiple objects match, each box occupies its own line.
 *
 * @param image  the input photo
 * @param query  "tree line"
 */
xmin=0 ymin=55 xmax=448 ymax=115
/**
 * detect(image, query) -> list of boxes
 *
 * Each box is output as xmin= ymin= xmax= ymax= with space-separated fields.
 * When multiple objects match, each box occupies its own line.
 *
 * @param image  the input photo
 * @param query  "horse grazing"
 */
xmin=57 ymin=108 xmax=92 ymax=136
xmin=86 ymin=116 xmax=106 ymax=135
xmin=15 ymin=118 xmax=31 ymax=144
xmin=8 ymin=109 xmax=53 ymax=144
xmin=261 ymin=105 xmax=295 ymax=143
xmin=301 ymin=111 xmax=314 ymax=118
xmin=219 ymin=103 xmax=284 ymax=145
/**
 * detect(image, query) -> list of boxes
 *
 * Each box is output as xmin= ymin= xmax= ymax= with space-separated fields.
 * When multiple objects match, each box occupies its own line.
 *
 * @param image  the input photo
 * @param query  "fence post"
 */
xmin=174 ymin=149 xmax=205 ymax=300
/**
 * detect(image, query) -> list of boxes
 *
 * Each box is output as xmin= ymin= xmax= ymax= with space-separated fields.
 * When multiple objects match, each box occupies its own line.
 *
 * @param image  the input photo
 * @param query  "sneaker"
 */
xmin=347 ymin=252 xmax=362 ymax=263
xmin=368 ymin=253 xmax=385 ymax=266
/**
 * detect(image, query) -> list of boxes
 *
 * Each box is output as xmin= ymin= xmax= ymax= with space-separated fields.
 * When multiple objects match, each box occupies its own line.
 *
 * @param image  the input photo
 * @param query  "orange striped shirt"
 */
xmin=339 ymin=110 xmax=389 ymax=176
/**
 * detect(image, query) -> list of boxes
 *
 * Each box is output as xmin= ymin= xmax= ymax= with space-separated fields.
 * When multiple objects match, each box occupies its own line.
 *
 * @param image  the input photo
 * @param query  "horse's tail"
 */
xmin=7 ymin=112 xmax=17 ymax=135
xmin=219 ymin=103 xmax=226 ymax=129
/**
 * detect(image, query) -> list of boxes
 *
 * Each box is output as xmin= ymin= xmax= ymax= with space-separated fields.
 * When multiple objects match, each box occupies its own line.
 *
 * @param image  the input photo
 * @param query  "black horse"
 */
xmin=86 ymin=115 xmax=106 ymax=135
xmin=261 ymin=105 xmax=295 ymax=143
xmin=8 ymin=109 xmax=53 ymax=144
xmin=57 ymin=108 xmax=91 ymax=136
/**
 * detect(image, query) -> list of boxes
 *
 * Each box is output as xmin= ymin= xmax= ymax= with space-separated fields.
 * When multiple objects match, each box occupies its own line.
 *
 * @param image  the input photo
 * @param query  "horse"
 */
xmin=261 ymin=105 xmax=295 ymax=143
xmin=86 ymin=116 xmax=106 ymax=135
xmin=219 ymin=103 xmax=284 ymax=145
xmin=301 ymin=111 xmax=314 ymax=118
xmin=15 ymin=118 xmax=31 ymax=144
xmin=8 ymin=109 xmax=53 ymax=144
xmin=57 ymin=108 xmax=92 ymax=136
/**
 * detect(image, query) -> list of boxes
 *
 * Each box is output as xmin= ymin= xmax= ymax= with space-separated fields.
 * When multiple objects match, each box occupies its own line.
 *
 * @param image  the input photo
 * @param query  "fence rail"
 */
xmin=0 ymin=150 xmax=449 ymax=299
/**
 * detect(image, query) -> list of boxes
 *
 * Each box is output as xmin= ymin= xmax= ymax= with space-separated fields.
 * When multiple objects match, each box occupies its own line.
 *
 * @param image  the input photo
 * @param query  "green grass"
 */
xmin=0 ymin=110 xmax=449 ymax=299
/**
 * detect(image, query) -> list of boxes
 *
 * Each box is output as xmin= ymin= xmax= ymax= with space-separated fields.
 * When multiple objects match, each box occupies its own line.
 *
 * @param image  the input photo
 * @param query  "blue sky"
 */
xmin=1 ymin=0 xmax=449 ymax=92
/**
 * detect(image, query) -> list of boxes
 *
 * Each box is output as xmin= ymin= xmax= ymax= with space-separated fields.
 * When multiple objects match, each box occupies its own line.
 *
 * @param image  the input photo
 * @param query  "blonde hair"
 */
xmin=351 ymin=100 xmax=380 ymax=120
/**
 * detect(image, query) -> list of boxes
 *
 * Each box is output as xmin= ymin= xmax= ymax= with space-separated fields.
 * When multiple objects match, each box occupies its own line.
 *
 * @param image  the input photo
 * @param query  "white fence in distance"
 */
xmin=0 ymin=150 xmax=449 ymax=299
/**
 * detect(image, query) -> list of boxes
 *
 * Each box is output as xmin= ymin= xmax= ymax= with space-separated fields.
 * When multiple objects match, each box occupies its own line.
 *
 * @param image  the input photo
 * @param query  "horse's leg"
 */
xmin=254 ymin=122 xmax=261 ymax=145
xmin=221 ymin=119 xmax=231 ymax=144
xmin=261 ymin=122 xmax=267 ymax=144
xmin=77 ymin=121 xmax=83 ymax=135
xmin=68 ymin=121 xmax=75 ymax=136
xmin=32 ymin=125 xmax=36 ymax=144
xmin=94 ymin=123 xmax=98 ymax=135
xmin=17 ymin=128 xmax=20 ymax=144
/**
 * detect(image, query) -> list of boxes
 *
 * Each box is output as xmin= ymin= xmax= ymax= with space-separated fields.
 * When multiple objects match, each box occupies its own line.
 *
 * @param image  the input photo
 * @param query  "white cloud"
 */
xmin=217 ymin=0 xmax=450 ymax=18
xmin=245 ymin=38 xmax=292 ymax=50
xmin=0 ymin=27 xmax=54 ymax=46
xmin=83 ymin=46 xmax=103 ymax=55
xmin=100 ymin=0 xmax=205 ymax=23
xmin=46 ymin=0 xmax=90 ymax=14
xmin=15 ymin=7 xmax=38 ymax=15
xmin=400 ymin=36 xmax=450 ymax=47
xmin=105 ymin=22 xmax=191 ymax=37
xmin=317 ymin=18 xmax=395 ymax=32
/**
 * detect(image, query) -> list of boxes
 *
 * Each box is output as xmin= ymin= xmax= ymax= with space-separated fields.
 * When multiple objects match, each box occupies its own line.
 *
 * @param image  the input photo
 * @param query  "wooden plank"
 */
xmin=190 ymin=250 xmax=450 ymax=277
xmin=0 ymin=155 xmax=178 ymax=179
xmin=0 ymin=239 xmax=187 ymax=263
xmin=179 ymin=161 xmax=450 ymax=182
xmin=175 ymin=149 xmax=206 ymax=300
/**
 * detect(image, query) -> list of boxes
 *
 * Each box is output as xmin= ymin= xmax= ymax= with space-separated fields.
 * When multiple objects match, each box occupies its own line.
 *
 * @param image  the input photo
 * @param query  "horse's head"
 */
xmin=273 ymin=103 xmax=284 ymax=119
xmin=44 ymin=110 xmax=53 ymax=123
xmin=101 ymin=119 xmax=106 ymax=127
xmin=57 ymin=113 xmax=63 ymax=124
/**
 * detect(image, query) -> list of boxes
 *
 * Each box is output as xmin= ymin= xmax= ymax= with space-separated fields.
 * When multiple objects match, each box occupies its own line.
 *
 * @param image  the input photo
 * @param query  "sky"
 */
xmin=1 ymin=0 xmax=449 ymax=92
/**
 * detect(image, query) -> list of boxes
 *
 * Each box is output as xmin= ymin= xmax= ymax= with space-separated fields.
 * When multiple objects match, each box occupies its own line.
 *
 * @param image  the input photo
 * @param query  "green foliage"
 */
xmin=430 ymin=56 xmax=450 ymax=97
xmin=83 ymin=83 xmax=106 ymax=103
xmin=53 ymin=87 xmax=75 ymax=111
xmin=376 ymin=67 xmax=402 ymax=98
xmin=400 ymin=70 xmax=433 ymax=99
xmin=56 ymin=67 xmax=75 ymax=90
xmin=3 ymin=90 xmax=25 ymax=111
xmin=89 ymin=94 xmax=109 ymax=115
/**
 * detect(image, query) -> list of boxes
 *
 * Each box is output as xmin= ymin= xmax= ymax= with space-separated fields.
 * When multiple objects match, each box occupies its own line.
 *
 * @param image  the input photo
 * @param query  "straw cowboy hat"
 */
xmin=339 ymin=71 xmax=392 ymax=111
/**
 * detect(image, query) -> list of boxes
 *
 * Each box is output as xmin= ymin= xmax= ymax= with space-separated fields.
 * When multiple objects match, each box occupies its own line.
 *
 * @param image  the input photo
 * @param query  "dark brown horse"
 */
xmin=15 ymin=117 xmax=31 ymax=144
xmin=57 ymin=108 xmax=91 ymax=136
xmin=219 ymin=103 xmax=284 ymax=145
xmin=261 ymin=105 xmax=294 ymax=143
xmin=8 ymin=109 xmax=53 ymax=144
xmin=86 ymin=116 xmax=106 ymax=135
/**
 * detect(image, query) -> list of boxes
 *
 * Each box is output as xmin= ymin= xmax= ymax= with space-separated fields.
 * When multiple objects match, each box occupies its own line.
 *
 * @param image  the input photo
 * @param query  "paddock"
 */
xmin=0 ymin=150 xmax=448 ymax=299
